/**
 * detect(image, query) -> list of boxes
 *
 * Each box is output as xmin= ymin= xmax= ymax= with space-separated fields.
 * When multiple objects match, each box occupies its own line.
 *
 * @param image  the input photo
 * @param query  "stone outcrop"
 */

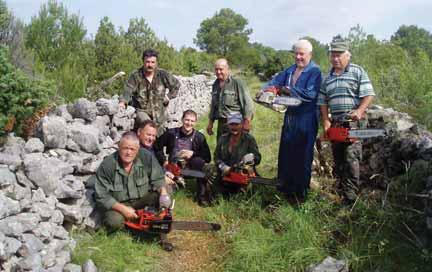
xmin=0 ymin=74 xmax=213 ymax=271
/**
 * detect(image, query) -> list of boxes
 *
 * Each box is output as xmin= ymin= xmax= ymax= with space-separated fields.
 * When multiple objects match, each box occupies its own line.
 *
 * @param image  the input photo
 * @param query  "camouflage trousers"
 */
xmin=135 ymin=110 xmax=166 ymax=136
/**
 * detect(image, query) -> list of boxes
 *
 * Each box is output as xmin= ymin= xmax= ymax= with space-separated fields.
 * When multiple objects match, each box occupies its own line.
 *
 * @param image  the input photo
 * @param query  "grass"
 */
xmin=71 ymin=75 xmax=432 ymax=271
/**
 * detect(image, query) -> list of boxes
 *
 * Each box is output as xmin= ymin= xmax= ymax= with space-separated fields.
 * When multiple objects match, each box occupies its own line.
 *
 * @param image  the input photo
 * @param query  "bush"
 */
xmin=0 ymin=46 xmax=55 ymax=136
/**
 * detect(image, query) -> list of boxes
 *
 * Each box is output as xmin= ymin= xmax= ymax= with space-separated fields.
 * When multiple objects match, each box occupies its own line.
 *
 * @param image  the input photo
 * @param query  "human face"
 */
xmin=330 ymin=51 xmax=350 ymax=73
xmin=138 ymin=125 xmax=157 ymax=148
xmin=119 ymin=139 xmax=139 ymax=165
xmin=295 ymin=47 xmax=312 ymax=68
xmin=143 ymin=56 xmax=157 ymax=73
xmin=228 ymin=122 xmax=242 ymax=135
xmin=182 ymin=114 xmax=197 ymax=134
xmin=214 ymin=61 xmax=229 ymax=81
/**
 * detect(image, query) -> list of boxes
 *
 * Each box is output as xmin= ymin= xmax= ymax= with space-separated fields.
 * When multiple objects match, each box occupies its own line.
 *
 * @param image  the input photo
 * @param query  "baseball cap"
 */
xmin=227 ymin=112 xmax=243 ymax=124
xmin=329 ymin=40 xmax=349 ymax=52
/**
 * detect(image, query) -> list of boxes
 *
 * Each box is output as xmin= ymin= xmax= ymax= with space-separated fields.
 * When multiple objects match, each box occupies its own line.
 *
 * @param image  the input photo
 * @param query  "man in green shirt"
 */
xmin=94 ymin=131 xmax=173 ymax=250
xmin=207 ymin=58 xmax=254 ymax=140
xmin=120 ymin=49 xmax=181 ymax=135
xmin=214 ymin=112 xmax=261 ymax=195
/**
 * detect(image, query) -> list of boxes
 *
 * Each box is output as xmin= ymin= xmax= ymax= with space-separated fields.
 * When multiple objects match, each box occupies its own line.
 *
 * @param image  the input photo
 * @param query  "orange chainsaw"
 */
xmin=125 ymin=202 xmax=221 ymax=234
xmin=222 ymin=165 xmax=280 ymax=187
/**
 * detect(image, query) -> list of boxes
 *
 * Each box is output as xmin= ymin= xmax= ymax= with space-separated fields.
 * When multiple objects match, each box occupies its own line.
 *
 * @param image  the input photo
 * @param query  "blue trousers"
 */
xmin=277 ymin=111 xmax=318 ymax=197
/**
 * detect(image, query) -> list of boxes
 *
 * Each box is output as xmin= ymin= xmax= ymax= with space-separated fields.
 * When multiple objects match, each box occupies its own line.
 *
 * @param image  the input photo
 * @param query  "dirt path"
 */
xmin=159 ymin=197 xmax=225 ymax=272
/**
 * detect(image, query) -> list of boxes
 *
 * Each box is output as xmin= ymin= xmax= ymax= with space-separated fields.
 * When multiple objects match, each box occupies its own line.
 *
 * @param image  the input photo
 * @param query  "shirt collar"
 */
xmin=330 ymin=62 xmax=350 ymax=76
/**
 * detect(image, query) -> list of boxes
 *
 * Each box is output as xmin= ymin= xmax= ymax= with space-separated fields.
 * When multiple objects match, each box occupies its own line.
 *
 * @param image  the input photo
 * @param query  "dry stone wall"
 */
xmin=0 ymin=75 xmax=213 ymax=271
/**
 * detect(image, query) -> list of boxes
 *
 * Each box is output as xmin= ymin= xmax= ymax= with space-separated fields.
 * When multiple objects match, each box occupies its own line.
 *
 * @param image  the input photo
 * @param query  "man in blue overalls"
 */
xmin=264 ymin=39 xmax=322 ymax=203
xmin=154 ymin=110 xmax=213 ymax=206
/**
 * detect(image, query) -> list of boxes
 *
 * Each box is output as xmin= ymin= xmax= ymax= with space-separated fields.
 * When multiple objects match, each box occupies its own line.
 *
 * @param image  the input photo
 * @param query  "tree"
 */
xmin=391 ymin=25 xmax=432 ymax=58
xmin=123 ymin=17 xmax=158 ymax=56
xmin=25 ymin=0 xmax=86 ymax=71
xmin=194 ymin=8 xmax=252 ymax=56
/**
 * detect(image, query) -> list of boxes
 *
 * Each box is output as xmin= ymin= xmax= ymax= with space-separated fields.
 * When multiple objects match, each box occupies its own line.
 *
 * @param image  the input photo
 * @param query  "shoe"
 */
xmin=160 ymin=241 xmax=174 ymax=252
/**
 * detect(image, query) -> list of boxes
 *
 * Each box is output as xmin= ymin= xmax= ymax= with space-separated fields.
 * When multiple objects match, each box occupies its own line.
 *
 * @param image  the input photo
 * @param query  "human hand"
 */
xmin=159 ymin=194 xmax=171 ymax=209
xmin=178 ymin=149 xmax=193 ymax=159
xmin=165 ymin=171 xmax=176 ymax=185
xmin=207 ymin=122 xmax=214 ymax=135
xmin=349 ymin=109 xmax=364 ymax=121
xmin=242 ymin=153 xmax=255 ymax=165
xmin=122 ymin=206 xmax=138 ymax=220
xmin=243 ymin=119 xmax=251 ymax=132
xmin=218 ymin=162 xmax=231 ymax=176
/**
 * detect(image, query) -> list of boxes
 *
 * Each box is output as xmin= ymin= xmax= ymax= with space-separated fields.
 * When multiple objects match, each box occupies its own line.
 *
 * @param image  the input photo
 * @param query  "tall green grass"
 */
xmin=72 ymin=75 xmax=432 ymax=271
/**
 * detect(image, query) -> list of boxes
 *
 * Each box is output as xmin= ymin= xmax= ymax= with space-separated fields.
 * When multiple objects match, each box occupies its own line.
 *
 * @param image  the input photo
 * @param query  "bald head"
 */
xmin=214 ymin=58 xmax=230 ymax=81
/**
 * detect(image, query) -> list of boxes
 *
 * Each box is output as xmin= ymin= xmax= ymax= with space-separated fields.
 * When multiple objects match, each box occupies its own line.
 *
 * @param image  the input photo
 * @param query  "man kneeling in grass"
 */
xmin=94 ymin=131 xmax=174 ymax=251
xmin=214 ymin=112 xmax=261 ymax=195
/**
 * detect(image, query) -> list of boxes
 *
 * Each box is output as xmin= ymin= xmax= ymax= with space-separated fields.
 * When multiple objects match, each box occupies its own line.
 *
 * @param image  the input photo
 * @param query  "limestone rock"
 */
xmin=37 ymin=116 xmax=68 ymax=149
xmin=306 ymin=256 xmax=348 ymax=272
xmin=0 ymin=166 xmax=16 ymax=188
xmin=0 ymin=191 xmax=21 ymax=219
xmin=69 ymin=122 xmax=101 ymax=154
xmin=96 ymin=98 xmax=119 ymax=116
xmin=25 ymin=137 xmax=45 ymax=153
xmin=54 ymin=175 xmax=85 ymax=199
xmin=82 ymin=259 xmax=98 ymax=272
xmin=23 ymin=153 xmax=74 ymax=195
xmin=69 ymin=98 xmax=97 ymax=122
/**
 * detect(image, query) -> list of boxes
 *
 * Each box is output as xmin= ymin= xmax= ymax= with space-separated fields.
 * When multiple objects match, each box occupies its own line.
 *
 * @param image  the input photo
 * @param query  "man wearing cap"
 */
xmin=207 ymin=58 xmax=255 ymax=140
xmin=214 ymin=112 xmax=261 ymax=194
xmin=119 ymin=49 xmax=181 ymax=136
xmin=318 ymin=38 xmax=375 ymax=202
xmin=263 ymin=39 xmax=322 ymax=203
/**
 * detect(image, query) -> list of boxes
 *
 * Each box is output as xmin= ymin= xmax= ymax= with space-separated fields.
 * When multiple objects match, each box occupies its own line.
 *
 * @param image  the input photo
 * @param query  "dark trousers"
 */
xmin=216 ymin=118 xmax=228 ymax=140
xmin=188 ymin=157 xmax=212 ymax=202
xmin=102 ymin=192 xmax=159 ymax=231
xmin=277 ymin=112 xmax=318 ymax=198
xmin=331 ymin=141 xmax=362 ymax=200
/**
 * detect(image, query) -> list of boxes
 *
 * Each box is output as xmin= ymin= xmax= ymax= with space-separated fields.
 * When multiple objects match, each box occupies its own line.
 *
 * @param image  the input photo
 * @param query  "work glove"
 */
xmin=218 ymin=162 xmax=231 ymax=176
xmin=159 ymin=194 xmax=171 ymax=209
xmin=242 ymin=153 xmax=255 ymax=165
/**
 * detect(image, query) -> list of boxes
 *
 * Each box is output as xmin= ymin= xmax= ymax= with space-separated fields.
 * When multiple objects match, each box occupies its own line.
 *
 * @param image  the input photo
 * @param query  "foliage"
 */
xmin=0 ymin=46 xmax=54 ymax=135
xmin=391 ymin=25 xmax=432 ymax=58
xmin=194 ymin=8 xmax=252 ymax=58
xmin=123 ymin=17 xmax=158 ymax=56
xmin=25 ymin=0 xmax=86 ymax=71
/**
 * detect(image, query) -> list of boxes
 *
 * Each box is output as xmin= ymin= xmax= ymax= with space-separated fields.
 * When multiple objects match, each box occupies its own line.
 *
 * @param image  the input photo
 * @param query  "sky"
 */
xmin=5 ymin=0 xmax=432 ymax=50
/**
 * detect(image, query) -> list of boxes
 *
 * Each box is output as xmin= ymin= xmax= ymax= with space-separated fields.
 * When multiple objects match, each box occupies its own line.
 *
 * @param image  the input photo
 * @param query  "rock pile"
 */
xmin=0 ymin=75 xmax=213 ymax=271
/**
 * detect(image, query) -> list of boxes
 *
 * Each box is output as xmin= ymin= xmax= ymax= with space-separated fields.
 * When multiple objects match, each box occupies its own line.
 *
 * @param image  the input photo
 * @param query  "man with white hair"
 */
xmin=264 ymin=39 xmax=322 ymax=203
xmin=318 ymin=38 xmax=375 ymax=202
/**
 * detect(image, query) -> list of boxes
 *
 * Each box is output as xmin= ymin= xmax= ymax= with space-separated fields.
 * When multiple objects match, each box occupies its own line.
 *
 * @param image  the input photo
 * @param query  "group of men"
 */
xmin=94 ymin=38 xmax=375 ymax=250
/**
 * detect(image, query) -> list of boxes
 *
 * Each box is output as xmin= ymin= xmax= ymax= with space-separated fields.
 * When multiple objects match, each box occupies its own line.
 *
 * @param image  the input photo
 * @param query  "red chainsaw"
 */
xmin=222 ymin=163 xmax=280 ymax=187
xmin=125 ymin=201 xmax=221 ymax=234
xmin=164 ymin=159 xmax=207 ymax=187
xmin=322 ymin=113 xmax=386 ymax=143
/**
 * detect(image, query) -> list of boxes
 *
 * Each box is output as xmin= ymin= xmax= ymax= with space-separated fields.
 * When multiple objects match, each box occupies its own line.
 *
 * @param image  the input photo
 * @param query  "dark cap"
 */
xmin=329 ymin=40 xmax=350 ymax=52
xmin=227 ymin=112 xmax=243 ymax=124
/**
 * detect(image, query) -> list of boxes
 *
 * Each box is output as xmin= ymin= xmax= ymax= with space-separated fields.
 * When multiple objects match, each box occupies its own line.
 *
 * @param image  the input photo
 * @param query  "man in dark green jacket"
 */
xmin=207 ymin=58 xmax=254 ymax=140
xmin=95 ymin=131 xmax=173 ymax=250
xmin=119 ymin=49 xmax=180 ymax=135
xmin=214 ymin=112 xmax=261 ymax=195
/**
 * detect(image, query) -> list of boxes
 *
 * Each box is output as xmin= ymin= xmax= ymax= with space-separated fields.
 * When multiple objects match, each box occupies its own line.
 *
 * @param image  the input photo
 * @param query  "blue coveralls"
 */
xmin=266 ymin=61 xmax=322 ymax=197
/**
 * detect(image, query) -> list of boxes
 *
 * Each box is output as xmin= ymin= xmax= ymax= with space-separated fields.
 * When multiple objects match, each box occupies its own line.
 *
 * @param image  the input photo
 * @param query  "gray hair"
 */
xmin=119 ymin=131 xmax=140 ymax=147
xmin=293 ymin=39 xmax=313 ymax=53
